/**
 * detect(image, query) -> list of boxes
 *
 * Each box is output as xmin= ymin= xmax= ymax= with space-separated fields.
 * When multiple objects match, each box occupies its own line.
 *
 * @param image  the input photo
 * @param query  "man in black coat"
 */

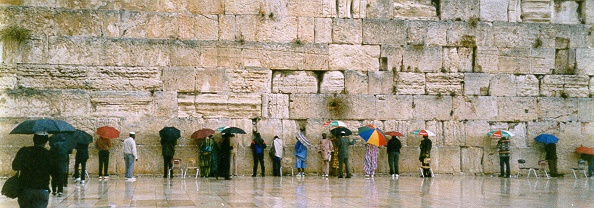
xmin=387 ymin=136 xmax=402 ymax=179
xmin=545 ymin=143 xmax=558 ymax=177
xmin=161 ymin=137 xmax=177 ymax=178
xmin=419 ymin=136 xmax=432 ymax=177
xmin=250 ymin=132 xmax=266 ymax=177
xmin=219 ymin=133 xmax=234 ymax=180
xmin=12 ymin=133 xmax=53 ymax=208
xmin=73 ymin=143 xmax=89 ymax=184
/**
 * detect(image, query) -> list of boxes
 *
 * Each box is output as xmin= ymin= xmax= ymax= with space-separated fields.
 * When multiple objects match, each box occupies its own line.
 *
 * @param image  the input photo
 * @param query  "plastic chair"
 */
xmin=281 ymin=157 xmax=294 ymax=177
xmin=571 ymin=160 xmax=588 ymax=179
xmin=517 ymin=159 xmax=537 ymax=178
xmin=537 ymin=160 xmax=550 ymax=179
xmin=419 ymin=158 xmax=434 ymax=178
xmin=169 ymin=158 xmax=183 ymax=179
xmin=184 ymin=158 xmax=199 ymax=179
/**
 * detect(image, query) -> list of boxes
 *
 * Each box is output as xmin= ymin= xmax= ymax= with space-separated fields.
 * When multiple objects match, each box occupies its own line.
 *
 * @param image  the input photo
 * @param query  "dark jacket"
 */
xmin=13 ymin=146 xmax=52 ymax=190
xmin=419 ymin=138 xmax=432 ymax=162
xmin=161 ymin=139 xmax=177 ymax=157
xmin=50 ymin=141 xmax=70 ymax=174
xmin=250 ymin=135 xmax=266 ymax=154
xmin=545 ymin=143 xmax=557 ymax=160
xmin=75 ymin=143 xmax=89 ymax=160
xmin=337 ymin=137 xmax=355 ymax=159
xmin=496 ymin=138 xmax=510 ymax=157
xmin=387 ymin=137 xmax=402 ymax=153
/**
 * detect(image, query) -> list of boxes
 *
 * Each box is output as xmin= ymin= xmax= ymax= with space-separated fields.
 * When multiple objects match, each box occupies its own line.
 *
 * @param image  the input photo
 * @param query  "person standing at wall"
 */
xmin=96 ymin=136 xmax=112 ymax=179
xmin=199 ymin=135 xmax=215 ymax=177
xmin=419 ymin=136 xmax=432 ymax=177
xmin=363 ymin=143 xmax=379 ymax=179
xmin=73 ymin=142 xmax=90 ymax=184
xmin=337 ymin=132 xmax=356 ymax=178
xmin=318 ymin=133 xmax=333 ymax=178
xmin=231 ymin=134 xmax=240 ymax=177
xmin=219 ymin=133 xmax=234 ymax=180
xmin=295 ymin=134 xmax=309 ymax=177
xmin=160 ymin=136 xmax=176 ymax=178
xmin=545 ymin=143 xmax=558 ymax=177
xmin=581 ymin=154 xmax=594 ymax=177
xmin=271 ymin=136 xmax=284 ymax=176
xmin=387 ymin=136 xmax=402 ymax=179
xmin=49 ymin=133 xmax=68 ymax=197
xmin=250 ymin=132 xmax=266 ymax=177
xmin=496 ymin=136 xmax=511 ymax=178
xmin=12 ymin=132 xmax=53 ymax=207
xmin=123 ymin=132 xmax=138 ymax=181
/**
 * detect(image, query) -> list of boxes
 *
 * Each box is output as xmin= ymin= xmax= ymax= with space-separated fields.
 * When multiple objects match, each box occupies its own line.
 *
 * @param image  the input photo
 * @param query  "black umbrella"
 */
xmin=331 ymin=127 xmax=352 ymax=137
xmin=159 ymin=127 xmax=181 ymax=142
xmin=221 ymin=127 xmax=246 ymax=134
xmin=10 ymin=118 xmax=76 ymax=134
xmin=70 ymin=130 xmax=93 ymax=144
xmin=49 ymin=133 xmax=76 ymax=151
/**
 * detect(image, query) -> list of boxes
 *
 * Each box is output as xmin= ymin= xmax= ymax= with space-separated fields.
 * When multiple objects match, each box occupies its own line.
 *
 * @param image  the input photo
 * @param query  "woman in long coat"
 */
xmin=318 ymin=133 xmax=333 ymax=178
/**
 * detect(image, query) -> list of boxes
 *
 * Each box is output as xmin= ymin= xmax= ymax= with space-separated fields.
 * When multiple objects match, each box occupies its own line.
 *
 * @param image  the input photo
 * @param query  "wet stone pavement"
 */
xmin=1 ymin=174 xmax=593 ymax=207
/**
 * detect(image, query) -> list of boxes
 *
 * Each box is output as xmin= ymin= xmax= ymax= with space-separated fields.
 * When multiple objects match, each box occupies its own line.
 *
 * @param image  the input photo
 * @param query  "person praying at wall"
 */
xmin=218 ymin=133 xmax=233 ymax=180
xmin=318 ymin=133 xmax=333 ymax=178
xmin=250 ymin=132 xmax=266 ymax=177
xmin=295 ymin=128 xmax=310 ymax=177
xmin=496 ymin=136 xmax=511 ymax=178
xmin=419 ymin=136 xmax=432 ymax=177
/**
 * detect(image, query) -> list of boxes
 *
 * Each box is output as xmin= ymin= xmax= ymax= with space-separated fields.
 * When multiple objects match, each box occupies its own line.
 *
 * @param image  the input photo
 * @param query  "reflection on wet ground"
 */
xmin=1 ymin=174 xmax=593 ymax=207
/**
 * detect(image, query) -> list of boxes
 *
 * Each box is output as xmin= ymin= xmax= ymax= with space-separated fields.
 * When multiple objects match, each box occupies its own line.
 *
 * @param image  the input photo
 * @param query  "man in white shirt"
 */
xmin=123 ymin=132 xmax=138 ymax=181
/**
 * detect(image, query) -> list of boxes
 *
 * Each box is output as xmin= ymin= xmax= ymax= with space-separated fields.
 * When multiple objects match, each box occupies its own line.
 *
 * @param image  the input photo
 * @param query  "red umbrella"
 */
xmin=96 ymin=126 xmax=120 ymax=139
xmin=576 ymin=146 xmax=594 ymax=155
xmin=192 ymin=128 xmax=215 ymax=139
xmin=385 ymin=131 xmax=404 ymax=137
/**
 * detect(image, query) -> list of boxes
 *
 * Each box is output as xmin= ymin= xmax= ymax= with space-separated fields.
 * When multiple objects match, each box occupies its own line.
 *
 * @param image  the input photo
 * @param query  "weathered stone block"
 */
xmin=287 ymin=0 xmax=332 ymax=17
xmin=162 ymin=67 xmax=196 ymax=92
xmin=559 ymin=121 xmax=586 ymax=148
xmin=272 ymin=71 xmax=318 ymax=94
xmin=344 ymin=70 xmax=368 ymax=94
xmin=425 ymin=73 xmax=464 ymax=95
xmin=441 ymin=0 xmax=480 ymax=20
xmin=395 ymin=72 xmax=425 ymax=95
xmin=437 ymin=147 xmax=461 ymax=173
xmin=492 ymin=23 xmax=537 ymax=48
xmin=47 ymin=37 xmax=103 ymax=66
xmin=402 ymin=45 xmax=442 ymax=73
xmin=367 ymin=71 xmax=393 ymax=95
xmin=538 ymin=97 xmax=578 ymax=122
xmin=496 ymin=97 xmax=537 ymax=122
xmin=461 ymin=147 xmax=483 ymax=173
xmin=463 ymin=73 xmax=491 ymax=96
xmin=224 ymin=0 xmax=261 ymax=14
xmin=489 ymin=74 xmax=516 ymax=96
xmin=289 ymin=94 xmax=330 ymax=119
xmin=218 ymin=15 xmax=236 ymax=41
xmin=530 ymin=48 xmax=555 ymax=74
xmin=332 ymin=18 xmax=362 ymax=44
xmin=320 ymin=71 xmax=344 ymax=93
xmin=576 ymin=48 xmax=594 ymax=75
xmin=452 ymin=96 xmax=498 ymax=120
xmin=339 ymin=94 xmax=378 ymax=120
xmin=564 ymin=75 xmax=590 ymax=98
xmin=153 ymin=91 xmax=177 ymax=118
xmin=520 ymin=0 xmax=551 ymax=22
xmin=540 ymin=75 xmax=565 ymax=97
xmin=406 ymin=21 xmax=447 ymax=46
xmin=380 ymin=45 xmax=404 ymax=72
xmin=55 ymin=10 xmax=103 ymax=37
xmin=196 ymin=68 xmax=225 ymax=93
xmin=552 ymin=0 xmax=581 ymax=24
xmin=259 ymin=43 xmax=329 ymax=70
xmin=365 ymin=0 xmax=394 ymax=18
xmin=444 ymin=120 xmax=466 ymax=146
xmin=515 ymin=75 xmax=539 ymax=97
xmin=256 ymin=17 xmax=298 ymax=43
xmin=194 ymin=94 xmax=261 ymax=119
xmin=497 ymin=47 xmax=532 ymax=73
xmin=474 ymin=46 xmax=499 ymax=73
xmin=445 ymin=21 xmax=493 ymax=47
xmin=578 ymin=98 xmax=594 ymax=122
xmin=465 ymin=120 xmax=490 ymax=146
xmin=329 ymin=44 xmax=380 ymax=71
xmin=314 ymin=18 xmax=332 ymax=43
xmin=297 ymin=17 xmax=315 ymax=43
xmin=376 ymin=95 xmax=414 ymax=120
xmin=90 ymin=91 xmax=153 ymax=118
xmin=393 ymin=0 xmax=438 ymax=20
xmin=227 ymin=68 xmax=271 ymax=94
xmin=177 ymin=14 xmax=218 ymax=40
xmin=59 ymin=90 xmax=91 ymax=117
xmin=442 ymin=47 xmax=473 ymax=72
xmin=187 ymin=0 xmax=223 ymax=14
xmin=480 ymin=0 xmax=509 ymax=22
xmin=413 ymin=95 xmax=452 ymax=120
xmin=362 ymin=19 xmax=407 ymax=45
xmin=168 ymin=41 xmax=202 ymax=66
xmin=103 ymin=39 xmax=170 ymax=67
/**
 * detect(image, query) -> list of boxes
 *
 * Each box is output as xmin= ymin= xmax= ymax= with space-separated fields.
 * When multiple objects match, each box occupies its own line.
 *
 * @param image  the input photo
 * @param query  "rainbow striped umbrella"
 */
xmin=411 ymin=129 xmax=436 ymax=137
xmin=487 ymin=130 xmax=514 ymax=138
xmin=323 ymin=120 xmax=347 ymax=128
xmin=358 ymin=125 xmax=387 ymax=147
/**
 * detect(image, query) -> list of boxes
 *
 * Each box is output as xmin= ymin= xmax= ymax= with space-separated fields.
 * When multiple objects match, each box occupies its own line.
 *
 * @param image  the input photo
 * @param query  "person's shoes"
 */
xmin=364 ymin=174 xmax=370 ymax=178
xmin=104 ymin=176 xmax=109 ymax=180
xmin=345 ymin=175 xmax=351 ymax=178
xmin=498 ymin=175 xmax=504 ymax=178
xmin=506 ymin=175 xmax=511 ymax=178
xmin=252 ymin=174 xmax=256 ymax=177
xmin=57 ymin=192 xmax=63 ymax=197
xmin=80 ymin=180 xmax=85 ymax=184
xmin=338 ymin=175 xmax=344 ymax=178
xmin=52 ymin=192 xmax=56 ymax=196
xmin=74 ymin=178 xmax=81 ymax=182
xmin=224 ymin=177 xmax=231 ymax=180
xmin=126 ymin=177 xmax=136 ymax=182
xmin=261 ymin=174 xmax=265 ymax=177
xmin=99 ymin=176 xmax=103 ymax=179
xmin=395 ymin=174 xmax=399 ymax=179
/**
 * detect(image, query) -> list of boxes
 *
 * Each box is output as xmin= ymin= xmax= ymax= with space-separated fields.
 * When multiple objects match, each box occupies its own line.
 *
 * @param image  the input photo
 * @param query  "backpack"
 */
xmin=269 ymin=143 xmax=276 ymax=157
xmin=255 ymin=143 xmax=264 ymax=154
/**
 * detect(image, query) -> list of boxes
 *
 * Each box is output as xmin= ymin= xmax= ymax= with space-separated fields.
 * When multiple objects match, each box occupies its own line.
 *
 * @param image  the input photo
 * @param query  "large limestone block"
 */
xmin=465 ymin=120 xmax=490 ymax=146
xmin=168 ymin=41 xmax=202 ymax=67
xmin=344 ymin=70 xmax=368 ymax=94
xmin=297 ymin=17 xmax=315 ymax=43
xmin=452 ymin=96 xmax=497 ymax=121
xmin=194 ymin=94 xmax=262 ymax=119
xmin=54 ymin=10 xmax=102 ymax=37
xmin=162 ymin=67 xmax=196 ymax=92
xmin=552 ymin=0 xmax=581 ymax=24
xmin=272 ymin=71 xmax=318 ymax=94
xmin=320 ymin=71 xmax=345 ymax=93
xmin=218 ymin=15 xmax=237 ymax=41
xmin=365 ymin=0 xmax=394 ymax=18
xmin=47 ymin=37 xmax=103 ymax=66
xmin=463 ymin=73 xmax=491 ymax=96
xmin=289 ymin=94 xmax=331 ymax=119
xmin=0 ymin=66 xmax=16 ymax=89
xmin=442 ymin=47 xmax=473 ymax=72
xmin=216 ymin=45 xmax=242 ymax=68
xmin=496 ymin=47 xmax=532 ymax=74
xmin=540 ymin=75 xmax=565 ymax=97
xmin=564 ymin=75 xmax=590 ymax=98
xmin=515 ymin=75 xmax=539 ymax=97
xmin=287 ymin=0 xmax=333 ymax=17
xmin=152 ymin=91 xmax=178 ymax=118
xmin=227 ymin=68 xmax=271 ymax=94
xmin=376 ymin=95 xmax=414 ymax=120
xmin=367 ymin=71 xmax=394 ymax=94
xmin=559 ymin=121 xmax=587 ymax=148
xmin=440 ymin=0 xmax=480 ymax=20
xmin=578 ymin=98 xmax=594 ymax=122
xmin=530 ymin=48 xmax=555 ymax=74
xmin=103 ymin=39 xmax=170 ymax=67
xmin=259 ymin=43 xmax=329 ymax=70
xmin=445 ymin=21 xmax=493 ymax=47
xmin=544 ymin=24 xmax=590 ymax=49
xmin=576 ymin=48 xmax=594 ymax=75
xmin=314 ymin=18 xmax=332 ymax=43
xmin=196 ymin=68 xmax=225 ymax=93
xmin=256 ymin=17 xmax=298 ymax=43
xmin=402 ymin=45 xmax=442 ymax=73
xmin=224 ymin=0 xmax=261 ymax=14
xmin=187 ymin=0 xmax=223 ymax=14
xmin=520 ymin=0 xmax=552 ymax=22
xmin=507 ymin=122 xmax=528 ymax=148
xmin=443 ymin=120 xmax=465 ymax=146
xmin=362 ymin=19 xmax=407 ymax=45
xmin=474 ymin=46 xmax=499 ymax=73
xmin=480 ymin=0 xmax=509 ymax=22
xmin=395 ymin=72 xmax=425 ymax=94
xmin=437 ymin=147 xmax=461 ymax=173
xmin=489 ymin=74 xmax=516 ymax=96
xmin=90 ymin=91 xmax=153 ymax=118
xmin=59 ymin=90 xmax=91 ymax=117
xmin=177 ymin=14 xmax=218 ymax=40
xmin=332 ymin=18 xmax=362 ymax=44
xmin=339 ymin=94 xmax=378 ymax=119
xmin=406 ymin=21 xmax=447 ymax=46
xmin=425 ymin=73 xmax=464 ymax=95
xmin=381 ymin=45 xmax=404 ymax=72
xmin=496 ymin=97 xmax=537 ymax=122
xmin=393 ymin=0 xmax=438 ymax=20
xmin=461 ymin=147 xmax=483 ymax=173
xmin=537 ymin=97 xmax=578 ymax=122
xmin=413 ymin=95 xmax=452 ymax=120
xmin=146 ymin=13 xmax=178 ymax=39
xmin=329 ymin=44 xmax=380 ymax=71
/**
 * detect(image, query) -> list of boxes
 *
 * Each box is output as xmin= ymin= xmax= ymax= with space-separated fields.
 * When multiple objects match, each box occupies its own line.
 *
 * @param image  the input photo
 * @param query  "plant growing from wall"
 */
xmin=292 ymin=37 xmax=303 ymax=46
xmin=560 ymin=91 xmax=568 ymax=99
xmin=533 ymin=37 xmax=542 ymax=48
xmin=468 ymin=17 xmax=479 ymax=28
xmin=328 ymin=95 xmax=346 ymax=118
xmin=0 ymin=25 xmax=31 ymax=45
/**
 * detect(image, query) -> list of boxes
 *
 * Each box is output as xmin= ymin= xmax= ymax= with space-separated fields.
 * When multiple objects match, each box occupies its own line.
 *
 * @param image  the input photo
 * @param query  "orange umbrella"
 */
xmin=192 ymin=128 xmax=215 ymax=139
xmin=96 ymin=126 xmax=120 ymax=139
xmin=576 ymin=146 xmax=594 ymax=155
xmin=385 ymin=131 xmax=404 ymax=137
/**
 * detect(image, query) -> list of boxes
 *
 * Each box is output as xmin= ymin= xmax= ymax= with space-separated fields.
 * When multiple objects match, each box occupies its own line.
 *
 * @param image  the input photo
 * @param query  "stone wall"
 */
xmin=0 ymin=0 xmax=593 ymax=176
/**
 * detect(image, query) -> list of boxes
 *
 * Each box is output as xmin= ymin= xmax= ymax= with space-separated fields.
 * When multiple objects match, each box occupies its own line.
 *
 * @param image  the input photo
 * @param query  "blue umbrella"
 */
xmin=534 ymin=134 xmax=559 ymax=144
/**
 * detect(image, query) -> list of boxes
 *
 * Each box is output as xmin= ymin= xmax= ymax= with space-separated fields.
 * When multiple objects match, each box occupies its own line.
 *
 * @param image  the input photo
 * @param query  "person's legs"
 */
xmin=504 ymin=157 xmax=510 ymax=177
xmin=338 ymin=157 xmax=345 ymax=177
xmin=74 ymin=159 xmax=81 ymax=179
xmin=388 ymin=152 xmax=395 ymax=175
xmin=258 ymin=154 xmax=265 ymax=176
xmin=322 ymin=160 xmax=329 ymax=175
xmin=231 ymin=153 xmax=237 ymax=176
xmin=252 ymin=154 xmax=258 ymax=176
xmin=588 ymin=159 xmax=594 ymax=177
xmin=81 ymin=159 xmax=87 ymax=181
xmin=98 ymin=152 xmax=105 ymax=177
xmin=345 ymin=159 xmax=351 ymax=177
xmin=163 ymin=155 xmax=172 ymax=177
xmin=394 ymin=152 xmax=400 ymax=175
xmin=499 ymin=156 xmax=505 ymax=176
xmin=548 ymin=159 xmax=558 ymax=176
xmin=125 ymin=154 xmax=134 ymax=178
